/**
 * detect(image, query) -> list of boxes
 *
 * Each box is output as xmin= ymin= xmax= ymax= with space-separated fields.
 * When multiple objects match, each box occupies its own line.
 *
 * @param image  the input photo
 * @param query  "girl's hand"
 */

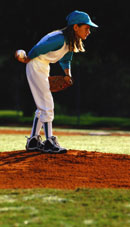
xmin=15 ymin=50 xmax=30 ymax=63
xmin=64 ymin=75 xmax=73 ymax=85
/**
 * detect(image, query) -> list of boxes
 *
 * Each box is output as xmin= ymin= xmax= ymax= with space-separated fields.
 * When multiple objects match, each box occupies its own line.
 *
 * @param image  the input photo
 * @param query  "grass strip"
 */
xmin=0 ymin=188 xmax=129 ymax=227
xmin=1 ymin=110 xmax=130 ymax=129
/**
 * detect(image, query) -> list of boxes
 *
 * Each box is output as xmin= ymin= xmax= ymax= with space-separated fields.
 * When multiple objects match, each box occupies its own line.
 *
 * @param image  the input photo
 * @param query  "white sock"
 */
xmin=31 ymin=116 xmax=43 ymax=137
xmin=43 ymin=122 xmax=53 ymax=139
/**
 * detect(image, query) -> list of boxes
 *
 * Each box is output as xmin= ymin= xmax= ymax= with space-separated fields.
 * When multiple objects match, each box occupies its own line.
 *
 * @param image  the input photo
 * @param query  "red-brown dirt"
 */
xmin=0 ymin=129 xmax=130 ymax=190
xmin=1 ymin=128 xmax=130 ymax=137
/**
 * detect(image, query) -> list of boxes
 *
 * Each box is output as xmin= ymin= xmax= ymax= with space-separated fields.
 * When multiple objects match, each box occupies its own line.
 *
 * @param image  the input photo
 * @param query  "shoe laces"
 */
xmin=26 ymin=135 xmax=44 ymax=147
xmin=26 ymin=135 xmax=42 ymax=142
xmin=51 ymin=136 xmax=60 ymax=146
xmin=37 ymin=135 xmax=42 ymax=142
xmin=37 ymin=135 xmax=44 ymax=147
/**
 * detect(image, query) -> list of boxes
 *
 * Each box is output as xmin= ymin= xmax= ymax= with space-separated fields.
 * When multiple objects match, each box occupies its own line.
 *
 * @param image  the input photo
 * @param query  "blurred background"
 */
xmin=0 ymin=0 xmax=130 ymax=125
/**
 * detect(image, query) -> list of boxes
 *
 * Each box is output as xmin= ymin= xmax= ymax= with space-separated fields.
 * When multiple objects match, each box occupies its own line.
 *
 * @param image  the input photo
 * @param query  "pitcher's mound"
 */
xmin=0 ymin=150 xmax=129 ymax=189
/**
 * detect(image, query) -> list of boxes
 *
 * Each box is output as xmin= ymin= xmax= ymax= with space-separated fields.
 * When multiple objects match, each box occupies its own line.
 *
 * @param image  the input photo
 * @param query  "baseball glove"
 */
xmin=49 ymin=75 xmax=73 ymax=92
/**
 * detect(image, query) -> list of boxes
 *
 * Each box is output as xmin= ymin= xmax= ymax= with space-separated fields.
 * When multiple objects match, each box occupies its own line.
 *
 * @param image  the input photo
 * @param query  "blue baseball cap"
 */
xmin=66 ymin=10 xmax=98 ymax=27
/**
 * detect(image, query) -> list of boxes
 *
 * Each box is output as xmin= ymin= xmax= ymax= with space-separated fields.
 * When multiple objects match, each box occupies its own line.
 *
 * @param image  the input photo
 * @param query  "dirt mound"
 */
xmin=0 ymin=150 xmax=129 ymax=189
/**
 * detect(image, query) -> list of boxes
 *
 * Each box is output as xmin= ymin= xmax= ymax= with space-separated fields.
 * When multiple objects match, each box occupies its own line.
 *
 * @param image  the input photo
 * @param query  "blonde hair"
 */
xmin=62 ymin=25 xmax=85 ymax=53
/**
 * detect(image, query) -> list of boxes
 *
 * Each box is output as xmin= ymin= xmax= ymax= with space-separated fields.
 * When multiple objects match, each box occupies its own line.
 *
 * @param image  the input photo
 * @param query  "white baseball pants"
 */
xmin=26 ymin=59 xmax=54 ymax=123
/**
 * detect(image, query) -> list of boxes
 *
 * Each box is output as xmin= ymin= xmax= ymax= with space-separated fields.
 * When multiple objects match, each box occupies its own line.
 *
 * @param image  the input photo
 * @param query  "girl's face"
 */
xmin=73 ymin=24 xmax=90 ymax=40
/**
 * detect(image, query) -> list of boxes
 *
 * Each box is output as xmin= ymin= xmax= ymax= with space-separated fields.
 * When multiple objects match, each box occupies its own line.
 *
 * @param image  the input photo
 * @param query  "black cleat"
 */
xmin=26 ymin=135 xmax=45 ymax=151
xmin=43 ymin=136 xmax=67 ymax=154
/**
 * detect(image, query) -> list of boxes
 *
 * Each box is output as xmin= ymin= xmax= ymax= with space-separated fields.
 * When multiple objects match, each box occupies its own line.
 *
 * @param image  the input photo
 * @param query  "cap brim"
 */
xmin=87 ymin=21 xmax=98 ymax=27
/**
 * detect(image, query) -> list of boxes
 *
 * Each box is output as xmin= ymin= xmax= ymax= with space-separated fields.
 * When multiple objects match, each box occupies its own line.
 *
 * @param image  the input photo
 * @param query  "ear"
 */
xmin=73 ymin=24 xmax=79 ymax=31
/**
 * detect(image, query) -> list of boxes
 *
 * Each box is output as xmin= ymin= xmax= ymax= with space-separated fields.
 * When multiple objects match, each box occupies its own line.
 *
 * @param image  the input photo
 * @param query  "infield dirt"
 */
xmin=0 ymin=129 xmax=130 ymax=190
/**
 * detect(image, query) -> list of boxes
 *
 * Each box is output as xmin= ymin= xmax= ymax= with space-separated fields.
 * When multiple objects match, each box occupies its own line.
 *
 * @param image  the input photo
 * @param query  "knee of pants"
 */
xmin=35 ymin=109 xmax=42 ymax=118
xmin=40 ymin=110 xmax=54 ymax=122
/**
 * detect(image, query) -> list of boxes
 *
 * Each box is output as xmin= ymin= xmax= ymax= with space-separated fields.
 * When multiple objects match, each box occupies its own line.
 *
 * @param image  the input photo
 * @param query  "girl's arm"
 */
xmin=59 ymin=52 xmax=73 ymax=74
xmin=59 ymin=52 xmax=73 ymax=84
xmin=15 ymin=33 xmax=64 ymax=63
xmin=64 ymin=68 xmax=73 ymax=84
xmin=16 ymin=32 xmax=65 ymax=63
xmin=64 ymin=68 xmax=72 ymax=77
xmin=28 ymin=33 xmax=64 ymax=59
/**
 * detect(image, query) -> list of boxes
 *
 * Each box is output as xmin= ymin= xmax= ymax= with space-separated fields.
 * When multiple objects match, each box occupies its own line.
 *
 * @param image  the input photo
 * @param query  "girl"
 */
xmin=16 ymin=10 xmax=98 ymax=153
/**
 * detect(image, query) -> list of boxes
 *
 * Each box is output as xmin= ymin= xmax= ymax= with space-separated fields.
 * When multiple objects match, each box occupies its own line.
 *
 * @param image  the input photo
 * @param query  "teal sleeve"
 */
xmin=28 ymin=33 xmax=65 ymax=59
xmin=59 ymin=52 xmax=73 ymax=70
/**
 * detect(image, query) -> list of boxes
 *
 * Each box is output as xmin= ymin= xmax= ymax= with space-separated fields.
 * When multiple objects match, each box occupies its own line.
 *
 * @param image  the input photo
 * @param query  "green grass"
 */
xmin=0 ymin=110 xmax=22 ymax=117
xmin=0 ymin=127 xmax=130 ymax=155
xmin=0 ymin=188 xmax=129 ymax=227
xmin=54 ymin=114 xmax=130 ymax=128
xmin=1 ymin=110 xmax=130 ymax=129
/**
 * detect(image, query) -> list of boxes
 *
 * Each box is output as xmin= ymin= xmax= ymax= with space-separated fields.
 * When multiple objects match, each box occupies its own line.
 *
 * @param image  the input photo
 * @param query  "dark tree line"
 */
xmin=0 ymin=0 xmax=130 ymax=117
